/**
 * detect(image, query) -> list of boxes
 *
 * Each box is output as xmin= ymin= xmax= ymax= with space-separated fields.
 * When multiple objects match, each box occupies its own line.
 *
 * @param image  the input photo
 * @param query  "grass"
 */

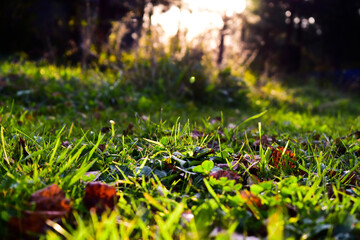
xmin=0 ymin=60 xmax=360 ymax=239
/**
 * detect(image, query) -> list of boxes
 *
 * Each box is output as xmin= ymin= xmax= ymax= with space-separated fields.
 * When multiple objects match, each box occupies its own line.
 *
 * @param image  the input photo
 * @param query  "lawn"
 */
xmin=1 ymin=60 xmax=360 ymax=239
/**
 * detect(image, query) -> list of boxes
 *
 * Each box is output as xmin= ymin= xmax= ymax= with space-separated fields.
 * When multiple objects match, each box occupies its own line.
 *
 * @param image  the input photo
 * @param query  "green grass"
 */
xmin=0 ymin=60 xmax=360 ymax=239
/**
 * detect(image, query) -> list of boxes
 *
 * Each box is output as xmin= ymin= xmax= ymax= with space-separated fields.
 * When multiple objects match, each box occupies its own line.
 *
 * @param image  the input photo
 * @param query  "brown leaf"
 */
xmin=209 ymin=170 xmax=241 ymax=182
xmin=240 ymin=190 xmax=263 ymax=208
xmin=29 ymin=184 xmax=71 ymax=212
xmin=8 ymin=184 xmax=71 ymax=236
xmin=30 ymin=184 xmax=65 ymax=200
xmin=270 ymin=147 xmax=296 ymax=169
xmin=83 ymin=182 xmax=118 ymax=214
xmin=9 ymin=212 xmax=48 ymax=236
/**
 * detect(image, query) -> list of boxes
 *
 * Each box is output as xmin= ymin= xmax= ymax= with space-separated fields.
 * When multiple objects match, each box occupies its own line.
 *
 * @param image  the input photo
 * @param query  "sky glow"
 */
xmin=151 ymin=0 xmax=247 ymax=41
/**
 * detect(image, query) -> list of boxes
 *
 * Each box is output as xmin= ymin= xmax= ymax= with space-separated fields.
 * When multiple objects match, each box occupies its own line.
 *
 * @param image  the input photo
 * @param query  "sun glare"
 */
xmin=151 ymin=0 xmax=247 ymax=41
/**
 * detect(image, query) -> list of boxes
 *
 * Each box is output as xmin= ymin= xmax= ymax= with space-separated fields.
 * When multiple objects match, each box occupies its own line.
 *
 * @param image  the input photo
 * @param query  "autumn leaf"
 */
xmin=240 ymin=190 xmax=262 ymax=208
xmin=270 ymin=146 xmax=296 ymax=169
xmin=240 ymin=190 xmax=263 ymax=219
xmin=8 ymin=184 xmax=71 ymax=236
xmin=83 ymin=182 xmax=118 ymax=214
xmin=209 ymin=170 xmax=241 ymax=182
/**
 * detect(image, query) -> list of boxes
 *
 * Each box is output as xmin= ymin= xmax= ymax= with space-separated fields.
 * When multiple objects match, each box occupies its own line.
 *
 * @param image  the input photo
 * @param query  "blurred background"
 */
xmin=1 ymin=0 xmax=360 ymax=92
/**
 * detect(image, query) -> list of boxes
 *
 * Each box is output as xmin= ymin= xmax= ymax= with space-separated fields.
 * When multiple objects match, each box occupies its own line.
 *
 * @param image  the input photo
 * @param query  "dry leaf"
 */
xmin=209 ymin=170 xmax=241 ymax=182
xmin=83 ymin=182 xmax=118 ymax=214
xmin=8 ymin=184 xmax=71 ymax=236
xmin=240 ymin=190 xmax=263 ymax=208
xmin=270 ymin=147 xmax=296 ymax=169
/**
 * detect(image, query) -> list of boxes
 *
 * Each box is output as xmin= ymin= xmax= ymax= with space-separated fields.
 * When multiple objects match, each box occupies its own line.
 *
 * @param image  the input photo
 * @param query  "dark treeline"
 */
xmin=0 ymin=0 xmax=171 ymax=65
xmin=1 ymin=0 xmax=360 ymax=76
xmin=245 ymin=0 xmax=360 ymax=74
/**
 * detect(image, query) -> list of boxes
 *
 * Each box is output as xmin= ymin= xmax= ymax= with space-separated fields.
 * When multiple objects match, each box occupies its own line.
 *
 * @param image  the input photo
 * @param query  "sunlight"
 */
xmin=151 ymin=0 xmax=247 ymax=41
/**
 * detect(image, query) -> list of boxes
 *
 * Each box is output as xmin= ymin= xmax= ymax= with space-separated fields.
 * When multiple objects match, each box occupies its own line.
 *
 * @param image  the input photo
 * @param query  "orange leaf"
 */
xmin=271 ymin=147 xmax=296 ymax=169
xmin=8 ymin=184 xmax=71 ymax=236
xmin=240 ymin=190 xmax=263 ymax=208
xmin=83 ymin=182 xmax=118 ymax=214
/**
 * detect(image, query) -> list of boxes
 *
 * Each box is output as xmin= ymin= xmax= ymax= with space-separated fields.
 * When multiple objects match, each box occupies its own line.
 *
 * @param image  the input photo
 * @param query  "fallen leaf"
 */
xmin=209 ymin=170 xmax=241 ymax=182
xmin=83 ymin=182 xmax=118 ymax=214
xmin=30 ymin=184 xmax=71 ymax=212
xmin=270 ymin=147 xmax=296 ymax=169
xmin=239 ymin=190 xmax=263 ymax=219
xmin=240 ymin=190 xmax=263 ymax=208
xmin=8 ymin=184 xmax=71 ymax=236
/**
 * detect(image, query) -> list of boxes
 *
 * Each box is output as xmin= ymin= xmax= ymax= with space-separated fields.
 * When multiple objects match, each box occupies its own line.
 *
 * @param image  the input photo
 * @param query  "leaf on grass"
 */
xmin=8 ymin=184 xmax=71 ymax=236
xmin=329 ymin=170 xmax=360 ymax=186
xmin=209 ymin=170 xmax=241 ymax=182
xmin=30 ymin=184 xmax=71 ymax=212
xmin=240 ymin=190 xmax=263 ymax=208
xmin=270 ymin=147 xmax=296 ymax=169
xmin=239 ymin=190 xmax=263 ymax=219
xmin=83 ymin=182 xmax=118 ymax=214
